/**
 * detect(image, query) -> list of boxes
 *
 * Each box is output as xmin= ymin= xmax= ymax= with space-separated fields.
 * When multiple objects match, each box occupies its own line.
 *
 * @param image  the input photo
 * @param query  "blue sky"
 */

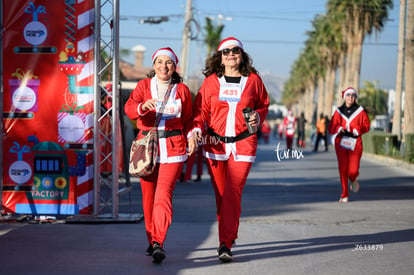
xmin=117 ymin=0 xmax=399 ymax=90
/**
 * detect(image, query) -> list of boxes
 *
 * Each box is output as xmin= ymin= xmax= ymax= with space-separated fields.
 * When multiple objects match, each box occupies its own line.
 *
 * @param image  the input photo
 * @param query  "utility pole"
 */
xmin=180 ymin=0 xmax=192 ymax=84
xmin=392 ymin=0 xmax=407 ymax=140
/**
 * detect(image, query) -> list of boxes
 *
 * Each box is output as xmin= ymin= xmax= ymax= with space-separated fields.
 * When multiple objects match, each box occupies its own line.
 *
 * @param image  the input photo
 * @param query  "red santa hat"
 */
xmin=152 ymin=47 xmax=179 ymax=66
xmin=105 ymin=83 xmax=112 ymax=93
xmin=342 ymin=87 xmax=358 ymax=98
xmin=217 ymin=37 xmax=244 ymax=51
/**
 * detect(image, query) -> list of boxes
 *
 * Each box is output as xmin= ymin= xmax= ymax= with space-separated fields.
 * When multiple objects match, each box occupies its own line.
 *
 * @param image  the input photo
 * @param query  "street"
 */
xmin=1 ymin=138 xmax=414 ymax=275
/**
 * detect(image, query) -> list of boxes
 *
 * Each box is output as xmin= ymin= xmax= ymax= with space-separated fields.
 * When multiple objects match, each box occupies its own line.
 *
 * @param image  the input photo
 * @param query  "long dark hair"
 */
xmin=146 ymin=70 xmax=182 ymax=84
xmin=202 ymin=49 xmax=258 ymax=78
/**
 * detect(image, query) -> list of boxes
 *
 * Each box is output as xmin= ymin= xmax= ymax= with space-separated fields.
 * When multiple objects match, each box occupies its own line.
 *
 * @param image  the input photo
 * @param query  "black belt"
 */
xmin=141 ymin=129 xmax=182 ymax=138
xmin=207 ymin=128 xmax=254 ymax=143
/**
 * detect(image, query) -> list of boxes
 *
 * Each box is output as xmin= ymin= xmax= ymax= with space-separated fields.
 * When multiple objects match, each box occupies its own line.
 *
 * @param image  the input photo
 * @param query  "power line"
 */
xmin=119 ymin=14 xmax=184 ymax=20
xmin=108 ymin=35 xmax=398 ymax=47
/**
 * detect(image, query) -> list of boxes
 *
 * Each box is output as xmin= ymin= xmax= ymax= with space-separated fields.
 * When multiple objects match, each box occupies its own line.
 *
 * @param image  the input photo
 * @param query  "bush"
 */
xmin=362 ymin=131 xmax=414 ymax=164
xmin=404 ymin=134 xmax=414 ymax=163
xmin=361 ymin=131 xmax=376 ymax=154
xmin=362 ymin=131 xmax=400 ymax=157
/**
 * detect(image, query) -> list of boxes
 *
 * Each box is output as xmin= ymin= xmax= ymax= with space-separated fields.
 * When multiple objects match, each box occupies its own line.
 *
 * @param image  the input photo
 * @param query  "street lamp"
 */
xmin=208 ymin=13 xmax=233 ymax=25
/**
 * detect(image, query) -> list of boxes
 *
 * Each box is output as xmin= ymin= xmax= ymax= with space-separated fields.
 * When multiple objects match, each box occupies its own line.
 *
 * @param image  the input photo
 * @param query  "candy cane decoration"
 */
xmin=76 ymin=1 xmax=95 ymax=214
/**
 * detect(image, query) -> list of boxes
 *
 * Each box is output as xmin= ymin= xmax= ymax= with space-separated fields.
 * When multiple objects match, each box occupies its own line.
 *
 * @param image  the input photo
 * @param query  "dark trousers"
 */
xmin=314 ymin=133 xmax=328 ymax=151
xmin=297 ymin=131 xmax=305 ymax=147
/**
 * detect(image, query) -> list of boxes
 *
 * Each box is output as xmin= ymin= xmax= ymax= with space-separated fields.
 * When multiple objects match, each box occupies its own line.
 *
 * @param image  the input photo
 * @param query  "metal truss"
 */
xmin=94 ymin=0 xmax=132 ymax=219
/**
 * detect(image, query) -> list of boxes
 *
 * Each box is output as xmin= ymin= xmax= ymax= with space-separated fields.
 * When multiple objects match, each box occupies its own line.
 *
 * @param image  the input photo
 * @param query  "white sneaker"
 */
xmin=350 ymin=180 xmax=360 ymax=192
xmin=339 ymin=197 xmax=349 ymax=203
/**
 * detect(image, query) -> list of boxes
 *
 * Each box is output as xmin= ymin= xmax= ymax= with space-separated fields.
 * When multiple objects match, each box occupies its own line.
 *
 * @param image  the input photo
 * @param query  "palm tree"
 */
xmin=304 ymin=18 xmax=324 ymax=119
xmin=282 ymin=55 xmax=307 ymax=110
xmin=309 ymin=14 xmax=342 ymax=117
xmin=327 ymin=0 xmax=393 ymax=90
xmin=282 ymin=76 xmax=303 ymax=108
xmin=403 ymin=0 xmax=414 ymax=135
xmin=392 ymin=0 xmax=406 ymax=139
xmin=204 ymin=17 xmax=224 ymax=57
xmin=325 ymin=7 xmax=349 ymax=106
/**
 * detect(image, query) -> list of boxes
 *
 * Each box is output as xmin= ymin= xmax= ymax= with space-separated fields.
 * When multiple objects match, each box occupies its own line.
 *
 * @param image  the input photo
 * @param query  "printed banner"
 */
xmin=2 ymin=0 xmax=95 ymax=215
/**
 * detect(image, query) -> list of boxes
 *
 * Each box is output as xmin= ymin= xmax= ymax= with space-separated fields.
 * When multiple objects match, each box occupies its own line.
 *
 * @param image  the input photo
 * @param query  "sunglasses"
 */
xmin=221 ymin=47 xmax=241 ymax=56
xmin=345 ymin=93 xmax=357 ymax=98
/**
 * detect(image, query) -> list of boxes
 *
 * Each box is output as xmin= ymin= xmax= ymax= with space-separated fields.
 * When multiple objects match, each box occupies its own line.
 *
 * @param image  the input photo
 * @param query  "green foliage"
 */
xmin=404 ymin=134 xmax=414 ymax=163
xmin=204 ymin=17 xmax=224 ymax=57
xmin=362 ymin=131 xmax=397 ymax=155
xmin=362 ymin=131 xmax=414 ymax=164
xmin=358 ymin=81 xmax=388 ymax=120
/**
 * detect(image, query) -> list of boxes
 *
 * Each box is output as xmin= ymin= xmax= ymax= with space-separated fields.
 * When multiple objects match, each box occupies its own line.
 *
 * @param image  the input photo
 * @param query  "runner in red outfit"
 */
xmin=328 ymin=87 xmax=370 ymax=203
xmin=283 ymin=110 xmax=296 ymax=149
xmin=124 ymin=47 xmax=196 ymax=263
xmin=191 ymin=37 xmax=269 ymax=262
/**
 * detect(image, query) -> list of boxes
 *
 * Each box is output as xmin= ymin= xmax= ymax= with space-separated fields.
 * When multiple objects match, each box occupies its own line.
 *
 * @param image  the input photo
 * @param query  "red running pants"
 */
xmin=206 ymin=155 xmax=252 ymax=248
xmin=334 ymin=141 xmax=362 ymax=198
xmin=139 ymin=162 xmax=183 ymax=247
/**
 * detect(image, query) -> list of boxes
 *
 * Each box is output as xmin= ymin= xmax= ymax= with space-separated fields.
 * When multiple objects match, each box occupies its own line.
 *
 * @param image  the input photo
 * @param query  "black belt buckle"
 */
xmin=223 ymin=136 xmax=234 ymax=143
xmin=158 ymin=130 xmax=167 ymax=138
xmin=207 ymin=128 xmax=252 ymax=143
xmin=158 ymin=129 xmax=182 ymax=138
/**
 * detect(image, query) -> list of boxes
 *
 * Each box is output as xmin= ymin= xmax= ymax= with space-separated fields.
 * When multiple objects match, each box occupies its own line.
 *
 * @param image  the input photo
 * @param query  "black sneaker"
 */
xmin=152 ymin=242 xmax=166 ymax=263
xmin=218 ymin=243 xmax=233 ymax=263
xmin=216 ymin=240 xmax=236 ymax=254
xmin=145 ymin=244 xmax=153 ymax=256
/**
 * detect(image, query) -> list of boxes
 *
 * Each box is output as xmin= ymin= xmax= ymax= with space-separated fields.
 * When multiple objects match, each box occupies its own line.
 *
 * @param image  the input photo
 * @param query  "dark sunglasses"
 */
xmin=221 ymin=47 xmax=241 ymax=56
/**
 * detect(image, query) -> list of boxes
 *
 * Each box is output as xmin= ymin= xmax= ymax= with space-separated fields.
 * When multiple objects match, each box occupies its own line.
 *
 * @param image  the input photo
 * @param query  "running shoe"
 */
xmin=350 ymin=180 xmax=360 ymax=192
xmin=339 ymin=197 xmax=349 ymax=203
xmin=145 ymin=244 xmax=153 ymax=256
xmin=152 ymin=242 xmax=166 ymax=263
xmin=218 ymin=243 xmax=233 ymax=263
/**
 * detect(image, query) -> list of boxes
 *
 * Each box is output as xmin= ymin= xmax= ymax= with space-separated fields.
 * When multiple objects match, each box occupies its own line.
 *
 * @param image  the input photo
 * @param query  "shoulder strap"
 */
xmin=155 ymin=84 xmax=173 ymax=126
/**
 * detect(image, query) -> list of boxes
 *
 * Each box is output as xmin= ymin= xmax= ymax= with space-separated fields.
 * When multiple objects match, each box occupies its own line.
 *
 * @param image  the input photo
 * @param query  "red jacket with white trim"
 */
xmin=328 ymin=104 xmax=371 ymax=147
xmin=192 ymin=73 xmax=269 ymax=161
xmin=124 ymin=77 xmax=193 ymax=163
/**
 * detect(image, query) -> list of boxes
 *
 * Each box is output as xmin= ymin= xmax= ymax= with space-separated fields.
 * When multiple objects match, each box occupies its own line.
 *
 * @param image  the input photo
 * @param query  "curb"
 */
xmin=363 ymin=152 xmax=414 ymax=171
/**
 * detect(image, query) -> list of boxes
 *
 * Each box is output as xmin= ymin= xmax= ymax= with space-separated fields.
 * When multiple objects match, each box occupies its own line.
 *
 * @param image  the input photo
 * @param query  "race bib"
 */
xmin=219 ymin=83 xmax=242 ymax=102
xmin=156 ymin=99 xmax=182 ymax=120
xmin=340 ymin=136 xmax=356 ymax=151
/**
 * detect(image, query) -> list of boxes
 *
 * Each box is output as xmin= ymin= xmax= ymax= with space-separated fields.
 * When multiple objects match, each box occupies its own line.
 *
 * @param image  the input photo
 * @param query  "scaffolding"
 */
xmin=94 ymin=0 xmax=136 ymax=220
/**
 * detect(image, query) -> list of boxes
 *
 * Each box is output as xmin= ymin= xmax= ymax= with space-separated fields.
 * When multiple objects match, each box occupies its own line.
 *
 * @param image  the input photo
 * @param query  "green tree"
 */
xmin=204 ymin=17 xmax=224 ymax=57
xmin=358 ymin=81 xmax=388 ymax=120
xmin=309 ymin=14 xmax=342 ymax=117
xmin=327 ymin=0 xmax=393 ymax=90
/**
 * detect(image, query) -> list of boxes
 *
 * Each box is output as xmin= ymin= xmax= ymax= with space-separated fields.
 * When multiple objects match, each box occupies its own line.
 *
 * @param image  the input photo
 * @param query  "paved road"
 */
xmin=1 ymin=138 xmax=414 ymax=275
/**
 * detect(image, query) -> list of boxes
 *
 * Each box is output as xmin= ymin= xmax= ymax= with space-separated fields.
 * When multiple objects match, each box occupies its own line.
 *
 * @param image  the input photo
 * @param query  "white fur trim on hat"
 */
xmin=217 ymin=37 xmax=243 ymax=51
xmin=152 ymin=47 xmax=178 ymax=66
xmin=342 ymin=87 xmax=358 ymax=98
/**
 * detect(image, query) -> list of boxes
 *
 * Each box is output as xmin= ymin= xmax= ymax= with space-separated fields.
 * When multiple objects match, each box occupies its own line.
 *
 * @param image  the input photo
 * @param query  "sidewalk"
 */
xmin=1 ymin=139 xmax=414 ymax=274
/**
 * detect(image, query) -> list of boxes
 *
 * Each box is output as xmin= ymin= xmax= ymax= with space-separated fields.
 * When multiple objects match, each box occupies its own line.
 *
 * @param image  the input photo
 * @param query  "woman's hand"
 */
xmin=193 ymin=130 xmax=202 ymax=144
xmin=249 ymin=111 xmax=259 ymax=127
xmin=187 ymin=137 xmax=197 ymax=157
xmin=141 ymin=99 xmax=157 ymax=111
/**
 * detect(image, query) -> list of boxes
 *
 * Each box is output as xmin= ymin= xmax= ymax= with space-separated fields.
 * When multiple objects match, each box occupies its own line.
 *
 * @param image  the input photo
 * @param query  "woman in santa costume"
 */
xmin=191 ymin=37 xmax=269 ymax=262
xmin=283 ymin=110 xmax=296 ymax=149
xmin=328 ymin=87 xmax=370 ymax=203
xmin=124 ymin=47 xmax=196 ymax=263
